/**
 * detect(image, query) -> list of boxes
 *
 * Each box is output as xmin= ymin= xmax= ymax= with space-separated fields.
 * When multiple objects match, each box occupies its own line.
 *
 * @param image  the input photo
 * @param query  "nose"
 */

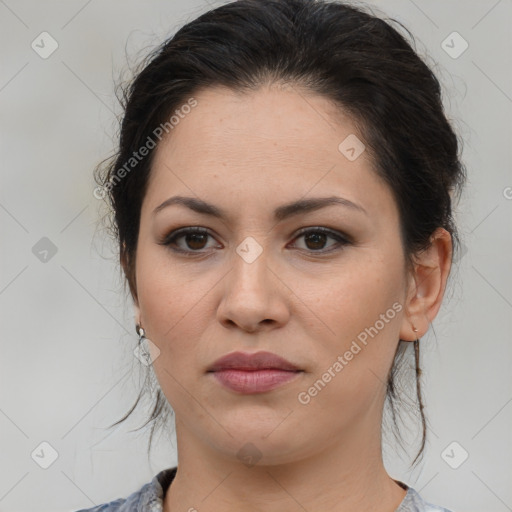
xmin=216 ymin=242 xmax=290 ymax=333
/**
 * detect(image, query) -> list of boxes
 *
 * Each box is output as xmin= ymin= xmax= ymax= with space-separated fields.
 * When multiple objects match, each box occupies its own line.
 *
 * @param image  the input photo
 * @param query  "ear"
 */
xmin=399 ymin=227 xmax=452 ymax=341
xmin=120 ymin=246 xmax=141 ymax=325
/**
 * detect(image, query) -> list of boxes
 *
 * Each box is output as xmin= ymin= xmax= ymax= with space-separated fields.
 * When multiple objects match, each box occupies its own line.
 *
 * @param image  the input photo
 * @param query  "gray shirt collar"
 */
xmin=80 ymin=466 xmax=452 ymax=512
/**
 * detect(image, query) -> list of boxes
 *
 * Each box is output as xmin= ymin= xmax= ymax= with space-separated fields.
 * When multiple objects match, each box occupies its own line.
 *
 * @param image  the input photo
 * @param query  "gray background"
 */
xmin=1 ymin=1 xmax=511 ymax=511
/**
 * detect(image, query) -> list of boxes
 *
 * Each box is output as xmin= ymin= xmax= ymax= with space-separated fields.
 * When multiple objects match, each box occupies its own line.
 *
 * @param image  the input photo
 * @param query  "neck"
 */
xmin=163 ymin=419 xmax=406 ymax=512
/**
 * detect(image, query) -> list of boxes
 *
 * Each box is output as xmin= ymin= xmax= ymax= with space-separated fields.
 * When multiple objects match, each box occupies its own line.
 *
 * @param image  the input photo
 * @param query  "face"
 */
xmin=133 ymin=83 xmax=414 ymax=465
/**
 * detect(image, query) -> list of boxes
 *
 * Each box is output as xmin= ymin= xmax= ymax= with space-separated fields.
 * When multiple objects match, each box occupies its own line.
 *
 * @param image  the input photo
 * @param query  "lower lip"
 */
xmin=211 ymin=369 xmax=302 ymax=393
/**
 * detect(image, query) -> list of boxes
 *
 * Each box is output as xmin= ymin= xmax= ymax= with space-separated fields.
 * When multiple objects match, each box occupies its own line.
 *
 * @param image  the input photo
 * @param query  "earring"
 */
xmin=136 ymin=323 xmax=146 ymax=344
xmin=134 ymin=323 xmax=161 ymax=366
xmin=412 ymin=325 xmax=419 ymax=341
xmin=135 ymin=323 xmax=154 ymax=366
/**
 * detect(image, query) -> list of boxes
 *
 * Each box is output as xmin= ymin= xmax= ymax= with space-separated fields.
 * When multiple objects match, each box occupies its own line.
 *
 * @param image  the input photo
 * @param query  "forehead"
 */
xmin=158 ymin=84 xmax=359 ymax=164
xmin=145 ymin=84 xmax=396 ymax=223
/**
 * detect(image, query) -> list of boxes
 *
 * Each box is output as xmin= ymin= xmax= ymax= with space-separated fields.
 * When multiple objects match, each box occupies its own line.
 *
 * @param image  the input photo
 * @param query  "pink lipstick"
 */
xmin=207 ymin=351 xmax=303 ymax=393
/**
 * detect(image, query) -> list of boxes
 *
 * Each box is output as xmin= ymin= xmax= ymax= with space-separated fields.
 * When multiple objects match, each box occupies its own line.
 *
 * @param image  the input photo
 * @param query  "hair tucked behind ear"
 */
xmin=96 ymin=0 xmax=466 ymax=465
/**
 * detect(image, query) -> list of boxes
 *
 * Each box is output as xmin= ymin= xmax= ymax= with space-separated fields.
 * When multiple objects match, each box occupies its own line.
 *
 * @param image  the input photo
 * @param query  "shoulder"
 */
xmin=73 ymin=467 xmax=178 ymax=512
xmin=73 ymin=482 xmax=153 ymax=512
xmin=397 ymin=486 xmax=454 ymax=512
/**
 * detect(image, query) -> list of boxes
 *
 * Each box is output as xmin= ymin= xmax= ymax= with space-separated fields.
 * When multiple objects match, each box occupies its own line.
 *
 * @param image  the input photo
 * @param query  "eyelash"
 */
xmin=158 ymin=226 xmax=351 ymax=257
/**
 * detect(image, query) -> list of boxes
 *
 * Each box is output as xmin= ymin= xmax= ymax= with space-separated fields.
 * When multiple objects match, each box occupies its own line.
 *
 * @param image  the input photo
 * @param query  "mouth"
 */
xmin=207 ymin=351 xmax=303 ymax=394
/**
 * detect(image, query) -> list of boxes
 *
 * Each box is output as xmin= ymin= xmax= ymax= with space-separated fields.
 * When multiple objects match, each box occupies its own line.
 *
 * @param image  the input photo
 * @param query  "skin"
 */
xmin=127 ymin=83 xmax=452 ymax=512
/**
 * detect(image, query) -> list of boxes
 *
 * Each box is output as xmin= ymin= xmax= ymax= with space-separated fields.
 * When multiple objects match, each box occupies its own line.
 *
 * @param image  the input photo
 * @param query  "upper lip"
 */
xmin=208 ymin=351 xmax=301 ymax=372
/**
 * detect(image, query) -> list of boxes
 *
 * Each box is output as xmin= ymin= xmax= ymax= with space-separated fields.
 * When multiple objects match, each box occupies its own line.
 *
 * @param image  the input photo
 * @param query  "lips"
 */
xmin=207 ymin=351 xmax=303 ymax=393
xmin=207 ymin=351 xmax=301 ymax=372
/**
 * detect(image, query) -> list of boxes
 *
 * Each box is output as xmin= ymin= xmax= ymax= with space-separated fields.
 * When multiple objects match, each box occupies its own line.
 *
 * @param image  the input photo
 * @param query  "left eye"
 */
xmin=291 ymin=227 xmax=350 ymax=253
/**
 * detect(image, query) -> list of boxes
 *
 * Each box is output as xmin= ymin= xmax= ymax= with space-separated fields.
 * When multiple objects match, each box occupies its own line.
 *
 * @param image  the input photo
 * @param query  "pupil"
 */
xmin=187 ymin=233 xmax=207 ymax=249
xmin=305 ymin=232 xmax=326 ymax=250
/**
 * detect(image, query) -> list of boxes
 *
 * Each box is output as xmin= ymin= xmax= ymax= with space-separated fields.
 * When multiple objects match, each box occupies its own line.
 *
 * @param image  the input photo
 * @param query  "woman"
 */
xmin=79 ymin=0 xmax=465 ymax=510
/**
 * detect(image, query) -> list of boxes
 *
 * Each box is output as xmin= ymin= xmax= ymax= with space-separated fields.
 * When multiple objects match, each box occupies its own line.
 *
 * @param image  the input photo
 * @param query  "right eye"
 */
xmin=159 ymin=227 xmax=221 ymax=255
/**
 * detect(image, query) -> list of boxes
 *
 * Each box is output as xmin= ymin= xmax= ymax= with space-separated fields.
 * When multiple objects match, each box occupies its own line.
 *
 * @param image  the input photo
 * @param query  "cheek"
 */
xmin=136 ymin=241 xmax=206 ymax=331
xmin=298 ymin=252 xmax=405 ymax=400
xmin=310 ymin=250 xmax=404 ymax=341
xmin=135 ymin=249 xmax=207 ymax=377
xmin=137 ymin=258 xmax=207 ymax=412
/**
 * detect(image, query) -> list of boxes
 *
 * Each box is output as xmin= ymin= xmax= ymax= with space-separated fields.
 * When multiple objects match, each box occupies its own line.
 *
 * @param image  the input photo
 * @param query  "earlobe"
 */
xmin=133 ymin=302 xmax=141 ymax=328
xmin=400 ymin=228 xmax=452 ymax=341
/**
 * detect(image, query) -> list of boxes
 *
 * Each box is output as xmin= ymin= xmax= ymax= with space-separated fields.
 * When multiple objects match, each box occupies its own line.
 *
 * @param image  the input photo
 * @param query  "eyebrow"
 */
xmin=152 ymin=195 xmax=367 ymax=220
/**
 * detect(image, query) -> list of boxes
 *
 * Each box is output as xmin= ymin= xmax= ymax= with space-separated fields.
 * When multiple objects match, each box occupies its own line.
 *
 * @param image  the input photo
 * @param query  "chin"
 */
xmin=206 ymin=418 xmax=307 ymax=466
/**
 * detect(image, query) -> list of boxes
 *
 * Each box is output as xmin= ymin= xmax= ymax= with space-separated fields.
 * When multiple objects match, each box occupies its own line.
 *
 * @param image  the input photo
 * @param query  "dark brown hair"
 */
xmin=95 ymin=0 xmax=466 ymax=466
